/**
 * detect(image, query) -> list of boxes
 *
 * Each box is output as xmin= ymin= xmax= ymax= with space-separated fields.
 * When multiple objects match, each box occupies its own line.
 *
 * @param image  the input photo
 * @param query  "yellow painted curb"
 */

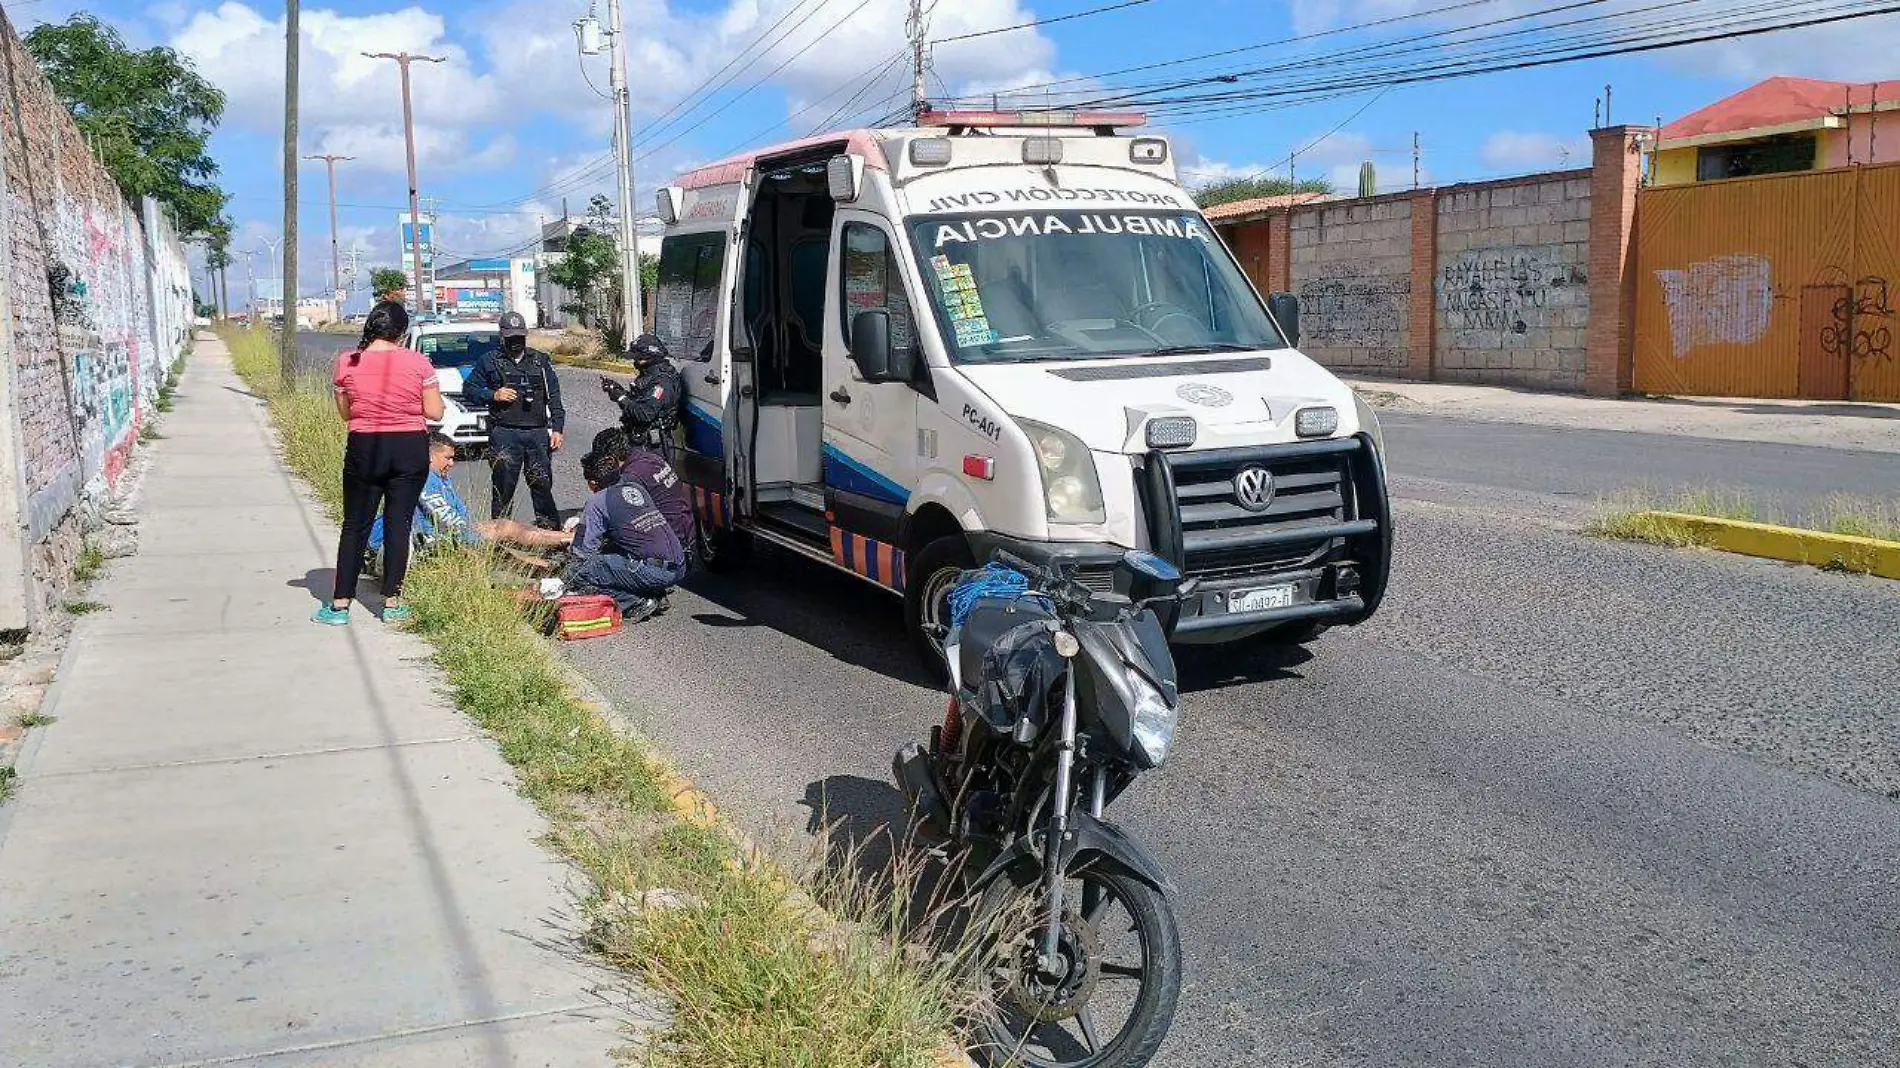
xmin=1641 ymin=511 xmax=1900 ymax=578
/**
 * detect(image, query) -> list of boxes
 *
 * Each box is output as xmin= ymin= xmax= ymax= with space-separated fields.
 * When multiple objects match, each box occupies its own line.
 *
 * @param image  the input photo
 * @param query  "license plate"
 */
xmin=1231 ymin=584 xmax=1296 ymax=613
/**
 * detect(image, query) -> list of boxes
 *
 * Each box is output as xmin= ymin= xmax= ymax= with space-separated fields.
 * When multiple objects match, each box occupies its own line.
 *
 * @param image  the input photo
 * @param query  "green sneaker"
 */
xmin=382 ymin=604 xmax=412 ymax=624
xmin=312 ymin=604 xmax=350 ymax=626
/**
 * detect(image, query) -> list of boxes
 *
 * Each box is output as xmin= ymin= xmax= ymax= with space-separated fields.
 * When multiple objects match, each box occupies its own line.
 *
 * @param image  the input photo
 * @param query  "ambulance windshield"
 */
xmin=909 ymin=211 xmax=1284 ymax=363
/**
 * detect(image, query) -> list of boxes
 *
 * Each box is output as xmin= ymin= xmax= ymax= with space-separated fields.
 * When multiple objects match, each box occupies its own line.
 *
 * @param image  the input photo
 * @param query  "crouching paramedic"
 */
xmin=587 ymin=426 xmax=696 ymax=568
xmin=566 ymin=435 xmax=686 ymax=622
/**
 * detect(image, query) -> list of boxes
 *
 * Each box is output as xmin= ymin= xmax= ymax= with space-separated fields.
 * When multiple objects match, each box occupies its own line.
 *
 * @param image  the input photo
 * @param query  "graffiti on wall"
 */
xmin=1821 ymin=276 xmax=1894 ymax=365
xmin=1654 ymin=254 xmax=1774 ymax=359
xmin=1296 ymin=266 xmax=1409 ymax=348
xmin=1440 ymin=246 xmax=1586 ymax=335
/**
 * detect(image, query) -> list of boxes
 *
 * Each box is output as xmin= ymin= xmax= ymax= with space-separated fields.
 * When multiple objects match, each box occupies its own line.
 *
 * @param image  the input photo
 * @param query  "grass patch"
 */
xmin=1588 ymin=486 xmax=1777 ymax=547
xmin=15 ymin=711 xmax=54 ymax=728
xmin=62 ymin=600 xmax=106 ymax=615
xmin=73 ymin=541 xmax=104 ymax=584
xmin=139 ymin=423 xmax=163 ymax=443
xmin=0 ymin=766 xmax=15 ymax=805
xmin=220 ymin=321 xmax=963 ymax=1066
xmin=549 ymin=350 xmax=639 ymax=373
xmin=1816 ymin=495 xmax=1900 ymax=542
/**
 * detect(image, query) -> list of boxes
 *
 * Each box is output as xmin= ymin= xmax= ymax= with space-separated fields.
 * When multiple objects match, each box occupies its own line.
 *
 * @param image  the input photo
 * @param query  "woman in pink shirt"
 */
xmin=317 ymin=301 xmax=445 ymax=625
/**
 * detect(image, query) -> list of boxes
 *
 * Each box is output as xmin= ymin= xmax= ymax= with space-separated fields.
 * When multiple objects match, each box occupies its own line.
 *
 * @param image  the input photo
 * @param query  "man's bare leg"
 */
xmin=474 ymin=518 xmax=574 ymax=549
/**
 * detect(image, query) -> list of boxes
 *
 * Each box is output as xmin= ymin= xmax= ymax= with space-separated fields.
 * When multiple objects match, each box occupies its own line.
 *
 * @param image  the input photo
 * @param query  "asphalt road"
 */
xmin=297 ymin=331 xmax=1900 ymax=1066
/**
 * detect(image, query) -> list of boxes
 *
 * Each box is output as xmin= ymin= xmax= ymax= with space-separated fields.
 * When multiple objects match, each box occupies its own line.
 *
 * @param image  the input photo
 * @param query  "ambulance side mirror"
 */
xmin=1267 ymin=292 xmax=1300 ymax=348
xmin=850 ymin=309 xmax=904 ymax=381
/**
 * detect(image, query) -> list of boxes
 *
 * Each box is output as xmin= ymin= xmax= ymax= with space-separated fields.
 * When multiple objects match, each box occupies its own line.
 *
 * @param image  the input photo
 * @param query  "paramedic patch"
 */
xmin=1176 ymin=382 xmax=1232 ymax=408
xmin=930 ymin=212 xmax=1211 ymax=248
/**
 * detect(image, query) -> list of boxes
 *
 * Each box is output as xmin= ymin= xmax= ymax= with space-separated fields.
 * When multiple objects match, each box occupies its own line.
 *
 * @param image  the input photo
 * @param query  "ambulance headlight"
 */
xmin=1018 ymin=419 xmax=1104 ymax=525
xmin=1295 ymin=405 xmax=1338 ymax=438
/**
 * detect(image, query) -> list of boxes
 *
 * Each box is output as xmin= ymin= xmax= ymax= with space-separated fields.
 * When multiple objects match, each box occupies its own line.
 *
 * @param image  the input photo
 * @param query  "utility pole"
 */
xmin=607 ymin=0 xmax=641 ymax=338
xmin=283 ymin=0 xmax=300 ymax=387
xmin=364 ymin=51 xmax=445 ymax=315
xmin=241 ymin=249 xmax=259 ymax=321
xmin=305 ymin=152 xmax=353 ymax=317
xmin=908 ymin=0 xmax=926 ymax=119
xmin=258 ymin=236 xmax=282 ymax=320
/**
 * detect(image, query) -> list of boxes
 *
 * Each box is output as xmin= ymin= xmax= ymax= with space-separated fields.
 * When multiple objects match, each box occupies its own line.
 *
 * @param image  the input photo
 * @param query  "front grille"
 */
xmin=1143 ymin=438 xmax=1373 ymax=583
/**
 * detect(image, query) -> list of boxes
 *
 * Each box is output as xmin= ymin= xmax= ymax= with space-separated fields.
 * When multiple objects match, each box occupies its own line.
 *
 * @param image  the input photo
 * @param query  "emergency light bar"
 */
xmin=917 ymin=110 xmax=1147 ymax=131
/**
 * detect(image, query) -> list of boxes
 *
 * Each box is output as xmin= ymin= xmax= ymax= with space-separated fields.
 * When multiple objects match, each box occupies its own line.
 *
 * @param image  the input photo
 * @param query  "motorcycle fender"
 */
xmin=968 ymin=812 xmax=1177 ymax=897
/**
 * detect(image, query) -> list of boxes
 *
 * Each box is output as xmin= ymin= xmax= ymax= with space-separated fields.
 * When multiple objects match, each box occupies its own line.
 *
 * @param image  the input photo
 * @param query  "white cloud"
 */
xmin=1480 ymin=130 xmax=1589 ymax=173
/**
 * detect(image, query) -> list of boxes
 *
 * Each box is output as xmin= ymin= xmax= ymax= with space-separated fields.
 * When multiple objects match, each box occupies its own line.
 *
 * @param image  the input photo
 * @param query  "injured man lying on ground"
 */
xmin=369 ymin=433 xmax=574 ymax=566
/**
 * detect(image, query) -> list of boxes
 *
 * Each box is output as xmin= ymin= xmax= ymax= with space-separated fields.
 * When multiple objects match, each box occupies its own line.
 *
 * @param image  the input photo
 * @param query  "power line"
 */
xmin=633 ymin=0 xmax=882 ymax=166
xmin=933 ymin=0 xmax=1158 ymax=44
xmin=1091 ymin=0 xmax=1895 ymax=118
xmin=628 ymin=0 xmax=834 ymax=151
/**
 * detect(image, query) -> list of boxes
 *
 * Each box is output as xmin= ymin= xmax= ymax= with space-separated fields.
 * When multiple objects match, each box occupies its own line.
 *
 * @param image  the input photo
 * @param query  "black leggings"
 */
xmin=334 ymin=431 xmax=430 ymax=600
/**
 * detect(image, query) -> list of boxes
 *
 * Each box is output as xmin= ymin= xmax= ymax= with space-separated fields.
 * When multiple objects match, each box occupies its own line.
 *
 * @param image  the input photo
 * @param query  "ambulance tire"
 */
xmin=905 ymin=534 xmax=974 ymax=674
xmin=695 ymin=523 xmax=752 ymax=574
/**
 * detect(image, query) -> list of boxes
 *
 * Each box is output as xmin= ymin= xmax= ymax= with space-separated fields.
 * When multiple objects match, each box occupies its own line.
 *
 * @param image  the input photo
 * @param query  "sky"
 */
xmin=16 ymin=0 xmax=1898 ymax=302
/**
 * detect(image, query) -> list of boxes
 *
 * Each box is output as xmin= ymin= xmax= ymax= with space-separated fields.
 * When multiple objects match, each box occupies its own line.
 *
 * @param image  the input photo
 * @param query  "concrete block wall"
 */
xmin=1288 ymin=196 xmax=1414 ymax=373
xmin=1215 ymin=143 xmax=1640 ymax=396
xmin=1433 ymin=172 xmax=1593 ymax=390
xmin=0 ymin=17 xmax=191 ymax=628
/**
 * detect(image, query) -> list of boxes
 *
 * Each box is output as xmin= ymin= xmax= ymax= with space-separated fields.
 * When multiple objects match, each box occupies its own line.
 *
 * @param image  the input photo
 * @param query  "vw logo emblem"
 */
xmin=1175 ymin=382 xmax=1232 ymax=408
xmin=1232 ymin=466 xmax=1275 ymax=512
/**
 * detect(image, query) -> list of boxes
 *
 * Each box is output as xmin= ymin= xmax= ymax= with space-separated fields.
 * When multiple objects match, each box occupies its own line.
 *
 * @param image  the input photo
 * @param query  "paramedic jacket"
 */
xmin=617 ymin=447 xmax=695 ymax=554
xmin=574 ymin=477 xmax=685 ymax=568
xmin=463 ymin=345 xmax=567 ymax=432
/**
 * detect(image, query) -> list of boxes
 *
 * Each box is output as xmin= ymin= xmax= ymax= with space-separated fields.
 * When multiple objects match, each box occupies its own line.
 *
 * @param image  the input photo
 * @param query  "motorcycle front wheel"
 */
xmin=967 ymin=866 xmax=1182 ymax=1068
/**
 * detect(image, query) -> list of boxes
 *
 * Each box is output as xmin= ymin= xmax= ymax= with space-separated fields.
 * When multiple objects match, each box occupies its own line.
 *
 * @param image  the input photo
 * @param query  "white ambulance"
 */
xmin=651 ymin=110 xmax=1391 ymax=662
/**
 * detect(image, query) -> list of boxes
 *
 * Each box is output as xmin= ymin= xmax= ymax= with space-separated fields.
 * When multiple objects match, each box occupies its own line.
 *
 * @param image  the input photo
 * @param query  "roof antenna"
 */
xmin=1594 ymin=97 xmax=1601 ymax=129
xmin=1604 ymin=83 xmax=1612 ymax=126
xmin=1847 ymin=84 xmax=1856 ymax=166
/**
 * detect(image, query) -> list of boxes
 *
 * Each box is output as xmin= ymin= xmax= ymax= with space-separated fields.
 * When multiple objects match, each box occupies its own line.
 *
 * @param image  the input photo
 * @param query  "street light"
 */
xmin=363 ymin=51 xmax=446 ymax=315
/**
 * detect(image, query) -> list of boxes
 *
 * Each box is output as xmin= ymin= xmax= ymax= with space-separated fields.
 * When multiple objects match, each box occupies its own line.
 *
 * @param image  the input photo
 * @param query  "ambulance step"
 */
xmin=757 ymin=501 xmax=830 ymax=545
xmin=789 ymin=484 xmax=826 ymax=511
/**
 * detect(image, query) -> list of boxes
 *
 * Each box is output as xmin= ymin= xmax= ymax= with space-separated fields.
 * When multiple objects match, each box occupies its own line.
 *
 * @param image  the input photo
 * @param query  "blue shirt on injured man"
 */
xmin=369 ymin=470 xmax=475 ymax=551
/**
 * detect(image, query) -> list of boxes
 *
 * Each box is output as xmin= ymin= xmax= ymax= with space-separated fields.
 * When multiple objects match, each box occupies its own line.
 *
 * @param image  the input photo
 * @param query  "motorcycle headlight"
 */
xmin=1353 ymin=392 xmax=1386 ymax=458
xmin=1128 ymin=678 xmax=1179 ymax=767
xmin=1017 ymin=419 xmax=1104 ymax=525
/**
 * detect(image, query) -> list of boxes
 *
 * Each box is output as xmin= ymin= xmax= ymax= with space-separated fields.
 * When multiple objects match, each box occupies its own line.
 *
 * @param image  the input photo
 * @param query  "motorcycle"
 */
xmin=894 ymin=548 xmax=1197 ymax=1068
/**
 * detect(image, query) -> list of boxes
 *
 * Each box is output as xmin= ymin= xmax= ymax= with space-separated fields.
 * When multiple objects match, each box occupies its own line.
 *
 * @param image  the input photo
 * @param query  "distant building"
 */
xmin=1654 ymin=76 xmax=1899 ymax=185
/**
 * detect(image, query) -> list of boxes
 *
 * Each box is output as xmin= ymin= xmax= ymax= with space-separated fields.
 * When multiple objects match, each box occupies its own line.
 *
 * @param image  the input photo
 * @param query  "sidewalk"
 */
xmin=0 ymin=335 xmax=633 ymax=1066
xmin=1347 ymin=377 xmax=1900 ymax=454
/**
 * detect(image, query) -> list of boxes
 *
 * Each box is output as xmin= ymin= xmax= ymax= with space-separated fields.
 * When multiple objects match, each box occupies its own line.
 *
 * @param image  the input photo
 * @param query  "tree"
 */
xmin=370 ymin=267 xmax=409 ymax=301
xmin=1192 ymin=174 xmax=1333 ymax=208
xmin=25 ymin=14 xmax=229 ymax=237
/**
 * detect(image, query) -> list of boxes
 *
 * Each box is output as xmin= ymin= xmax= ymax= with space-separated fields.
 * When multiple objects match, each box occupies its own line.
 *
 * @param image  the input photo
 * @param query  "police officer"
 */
xmin=464 ymin=311 xmax=566 ymax=528
xmin=600 ymin=332 xmax=683 ymax=460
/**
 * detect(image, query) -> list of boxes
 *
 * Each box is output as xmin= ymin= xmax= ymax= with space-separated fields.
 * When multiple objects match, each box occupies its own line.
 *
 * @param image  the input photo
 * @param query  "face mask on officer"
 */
xmin=503 ymin=334 xmax=526 ymax=357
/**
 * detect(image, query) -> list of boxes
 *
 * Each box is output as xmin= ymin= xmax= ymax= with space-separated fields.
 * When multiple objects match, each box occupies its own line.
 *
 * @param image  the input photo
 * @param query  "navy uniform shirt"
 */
xmin=574 ymin=478 xmax=685 ymax=567
xmin=617 ymin=448 xmax=695 ymax=551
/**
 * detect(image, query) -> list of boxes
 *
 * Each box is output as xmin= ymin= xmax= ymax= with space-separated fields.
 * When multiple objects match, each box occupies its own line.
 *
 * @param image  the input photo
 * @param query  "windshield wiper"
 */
xmin=1144 ymin=343 xmax=1258 ymax=357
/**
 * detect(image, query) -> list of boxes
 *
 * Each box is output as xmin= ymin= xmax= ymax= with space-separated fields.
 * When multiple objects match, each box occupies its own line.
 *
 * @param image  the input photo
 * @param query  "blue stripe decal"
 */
xmin=821 ymin=443 xmax=909 ymax=506
xmin=863 ymin=536 xmax=880 ymax=584
xmin=684 ymin=401 xmax=724 ymax=458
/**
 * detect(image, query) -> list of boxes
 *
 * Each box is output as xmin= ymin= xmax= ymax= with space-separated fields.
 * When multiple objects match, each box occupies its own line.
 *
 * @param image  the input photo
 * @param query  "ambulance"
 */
xmin=650 ymin=110 xmax=1391 ymax=663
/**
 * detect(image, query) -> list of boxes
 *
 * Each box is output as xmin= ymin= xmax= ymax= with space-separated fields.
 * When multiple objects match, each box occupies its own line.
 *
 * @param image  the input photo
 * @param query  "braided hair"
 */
xmin=352 ymin=301 xmax=410 ymax=364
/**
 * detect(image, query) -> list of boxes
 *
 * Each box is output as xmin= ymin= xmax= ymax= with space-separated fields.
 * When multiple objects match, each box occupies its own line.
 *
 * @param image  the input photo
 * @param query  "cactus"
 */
xmin=1358 ymin=161 xmax=1377 ymax=198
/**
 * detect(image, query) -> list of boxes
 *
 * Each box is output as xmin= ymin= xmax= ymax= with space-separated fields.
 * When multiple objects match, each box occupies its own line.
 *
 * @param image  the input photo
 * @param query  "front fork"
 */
xmin=1038 ymin=664 xmax=1107 ymax=971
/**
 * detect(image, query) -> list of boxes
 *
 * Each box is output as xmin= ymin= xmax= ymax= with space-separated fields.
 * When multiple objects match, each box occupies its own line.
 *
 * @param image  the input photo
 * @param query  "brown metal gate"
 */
xmin=1634 ymin=161 xmax=1900 ymax=401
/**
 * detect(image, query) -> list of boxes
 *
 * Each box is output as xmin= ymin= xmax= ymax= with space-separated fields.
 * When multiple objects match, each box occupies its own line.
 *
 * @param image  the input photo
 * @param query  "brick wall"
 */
xmin=0 ymin=15 xmax=190 ymax=628
xmin=1287 ymin=196 xmax=1414 ymax=373
xmin=1433 ymin=171 xmax=1593 ymax=390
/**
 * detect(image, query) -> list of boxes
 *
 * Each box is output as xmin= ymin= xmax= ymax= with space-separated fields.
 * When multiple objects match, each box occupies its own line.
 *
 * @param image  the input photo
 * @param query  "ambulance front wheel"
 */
xmin=695 ymin=522 xmax=752 ymax=573
xmin=905 ymin=534 xmax=974 ymax=674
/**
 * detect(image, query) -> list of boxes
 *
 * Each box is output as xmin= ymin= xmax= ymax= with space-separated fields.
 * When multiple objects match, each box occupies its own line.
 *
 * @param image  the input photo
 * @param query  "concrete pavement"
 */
xmin=0 ymin=335 xmax=636 ymax=1067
